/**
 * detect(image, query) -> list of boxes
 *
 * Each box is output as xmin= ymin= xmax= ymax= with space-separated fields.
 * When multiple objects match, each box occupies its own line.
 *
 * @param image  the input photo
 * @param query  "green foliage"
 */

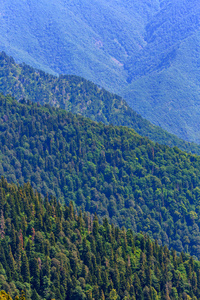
xmin=0 ymin=51 xmax=200 ymax=155
xmin=1 ymin=94 xmax=200 ymax=259
xmin=1 ymin=179 xmax=200 ymax=300
xmin=0 ymin=290 xmax=14 ymax=300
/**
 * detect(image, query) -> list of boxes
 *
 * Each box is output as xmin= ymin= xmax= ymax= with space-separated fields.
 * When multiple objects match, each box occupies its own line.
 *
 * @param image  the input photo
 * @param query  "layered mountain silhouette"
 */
xmin=1 ymin=51 xmax=200 ymax=155
xmin=1 ymin=0 xmax=200 ymax=142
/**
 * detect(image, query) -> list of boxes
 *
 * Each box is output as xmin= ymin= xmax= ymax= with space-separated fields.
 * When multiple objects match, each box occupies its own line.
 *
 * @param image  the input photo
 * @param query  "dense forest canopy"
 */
xmin=1 ymin=94 xmax=200 ymax=259
xmin=1 ymin=178 xmax=200 ymax=300
xmin=0 ymin=51 xmax=200 ymax=155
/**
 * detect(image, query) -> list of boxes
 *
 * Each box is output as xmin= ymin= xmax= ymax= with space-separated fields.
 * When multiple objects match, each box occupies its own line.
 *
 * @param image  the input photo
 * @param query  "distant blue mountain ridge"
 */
xmin=1 ymin=0 xmax=200 ymax=142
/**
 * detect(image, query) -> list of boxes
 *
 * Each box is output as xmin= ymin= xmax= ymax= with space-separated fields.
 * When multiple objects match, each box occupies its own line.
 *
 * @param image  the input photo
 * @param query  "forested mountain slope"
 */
xmin=2 ymin=94 xmax=200 ymax=259
xmin=1 ymin=178 xmax=200 ymax=300
xmin=124 ymin=0 xmax=200 ymax=143
xmin=1 ymin=51 xmax=200 ymax=155
xmin=0 ymin=0 xmax=153 ymax=91
xmin=1 ymin=0 xmax=200 ymax=143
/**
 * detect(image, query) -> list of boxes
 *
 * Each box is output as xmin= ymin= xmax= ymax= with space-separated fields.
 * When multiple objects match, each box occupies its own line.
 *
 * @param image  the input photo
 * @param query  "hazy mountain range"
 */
xmin=1 ymin=0 xmax=200 ymax=143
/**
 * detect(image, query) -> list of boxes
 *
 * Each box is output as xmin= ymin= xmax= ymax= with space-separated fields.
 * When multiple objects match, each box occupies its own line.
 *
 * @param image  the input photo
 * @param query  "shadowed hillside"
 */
xmin=1 ymin=51 xmax=200 ymax=155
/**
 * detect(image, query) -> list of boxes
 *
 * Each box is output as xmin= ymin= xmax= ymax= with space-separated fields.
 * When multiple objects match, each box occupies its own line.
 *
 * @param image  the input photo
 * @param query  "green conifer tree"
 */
xmin=21 ymin=251 xmax=30 ymax=283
